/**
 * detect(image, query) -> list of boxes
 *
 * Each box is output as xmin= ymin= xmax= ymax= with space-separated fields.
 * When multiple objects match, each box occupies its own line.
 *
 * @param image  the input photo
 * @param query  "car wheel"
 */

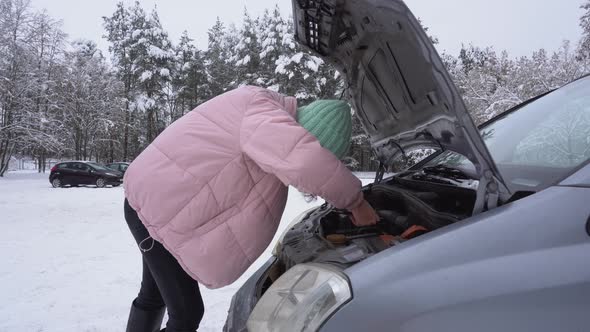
xmin=96 ymin=178 xmax=106 ymax=188
xmin=51 ymin=178 xmax=62 ymax=188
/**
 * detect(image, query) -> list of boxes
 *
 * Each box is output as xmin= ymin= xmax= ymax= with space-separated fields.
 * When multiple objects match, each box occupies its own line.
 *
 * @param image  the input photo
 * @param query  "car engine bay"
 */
xmin=274 ymin=174 xmax=478 ymax=273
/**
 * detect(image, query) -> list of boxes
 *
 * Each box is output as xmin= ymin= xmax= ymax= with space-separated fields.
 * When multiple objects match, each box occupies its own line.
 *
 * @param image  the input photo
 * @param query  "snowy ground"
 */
xmin=0 ymin=170 xmax=372 ymax=331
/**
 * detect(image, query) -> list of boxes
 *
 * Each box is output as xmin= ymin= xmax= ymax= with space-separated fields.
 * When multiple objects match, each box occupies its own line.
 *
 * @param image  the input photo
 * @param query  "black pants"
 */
xmin=125 ymin=199 xmax=205 ymax=332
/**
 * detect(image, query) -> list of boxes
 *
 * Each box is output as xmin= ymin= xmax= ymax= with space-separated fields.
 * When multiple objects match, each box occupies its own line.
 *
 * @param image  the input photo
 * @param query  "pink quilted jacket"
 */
xmin=124 ymin=86 xmax=363 ymax=289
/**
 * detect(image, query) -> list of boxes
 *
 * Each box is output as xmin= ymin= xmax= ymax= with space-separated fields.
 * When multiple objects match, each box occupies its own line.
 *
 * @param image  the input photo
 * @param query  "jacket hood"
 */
xmin=291 ymin=0 xmax=510 ymax=210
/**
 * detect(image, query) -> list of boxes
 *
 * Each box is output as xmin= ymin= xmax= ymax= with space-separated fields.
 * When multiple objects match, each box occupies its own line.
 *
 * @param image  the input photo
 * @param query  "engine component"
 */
xmin=277 ymin=181 xmax=475 ymax=271
xmin=326 ymin=234 xmax=347 ymax=245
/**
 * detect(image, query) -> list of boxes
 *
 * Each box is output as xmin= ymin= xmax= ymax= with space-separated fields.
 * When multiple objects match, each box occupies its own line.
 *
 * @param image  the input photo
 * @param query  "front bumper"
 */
xmin=224 ymin=257 xmax=277 ymax=332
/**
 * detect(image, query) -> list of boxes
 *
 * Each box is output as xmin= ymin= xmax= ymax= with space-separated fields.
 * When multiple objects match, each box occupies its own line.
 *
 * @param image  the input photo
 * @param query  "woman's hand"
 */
xmin=350 ymin=199 xmax=380 ymax=226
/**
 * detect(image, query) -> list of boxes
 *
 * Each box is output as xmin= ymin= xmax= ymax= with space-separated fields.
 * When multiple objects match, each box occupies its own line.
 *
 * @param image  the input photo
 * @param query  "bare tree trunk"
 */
xmin=82 ymin=132 xmax=88 ymax=160
xmin=147 ymin=108 xmax=155 ymax=143
xmin=0 ymin=140 xmax=14 ymax=177
xmin=109 ymin=139 xmax=114 ymax=163
xmin=39 ymin=153 xmax=43 ymax=173
xmin=123 ymin=99 xmax=130 ymax=162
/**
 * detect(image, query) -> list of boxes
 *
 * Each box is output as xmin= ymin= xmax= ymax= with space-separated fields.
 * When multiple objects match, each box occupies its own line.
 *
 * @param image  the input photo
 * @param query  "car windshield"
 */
xmin=87 ymin=162 xmax=110 ymax=171
xmin=426 ymin=77 xmax=590 ymax=192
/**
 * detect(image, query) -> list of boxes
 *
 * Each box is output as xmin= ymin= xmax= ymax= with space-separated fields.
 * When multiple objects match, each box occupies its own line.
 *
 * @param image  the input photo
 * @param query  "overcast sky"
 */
xmin=31 ymin=0 xmax=583 ymax=57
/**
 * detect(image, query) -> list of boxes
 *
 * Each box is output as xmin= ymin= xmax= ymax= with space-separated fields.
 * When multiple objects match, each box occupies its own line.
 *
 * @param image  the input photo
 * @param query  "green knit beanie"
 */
xmin=296 ymin=100 xmax=352 ymax=159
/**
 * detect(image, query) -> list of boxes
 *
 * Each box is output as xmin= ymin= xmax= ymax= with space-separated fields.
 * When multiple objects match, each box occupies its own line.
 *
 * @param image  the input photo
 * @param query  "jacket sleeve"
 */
xmin=240 ymin=92 xmax=364 ymax=210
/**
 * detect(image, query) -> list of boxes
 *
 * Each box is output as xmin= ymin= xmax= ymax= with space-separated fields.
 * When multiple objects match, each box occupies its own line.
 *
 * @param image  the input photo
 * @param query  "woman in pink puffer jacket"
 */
xmin=123 ymin=86 xmax=379 ymax=332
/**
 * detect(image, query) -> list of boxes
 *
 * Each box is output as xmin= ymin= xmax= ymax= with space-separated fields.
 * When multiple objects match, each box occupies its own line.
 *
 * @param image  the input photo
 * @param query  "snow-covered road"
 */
xmin=0 ymin=171 xmax=371 ymax=331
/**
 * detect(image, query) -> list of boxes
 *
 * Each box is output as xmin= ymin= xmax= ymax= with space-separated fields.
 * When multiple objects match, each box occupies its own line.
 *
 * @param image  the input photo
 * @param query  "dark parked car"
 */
xmin=49 ymin=161 xmax=123 ymax=188
xmin=224 ymin=1 xmax=590 ymax=331
xmin=106 ymin=162 xmax=130 ymax=175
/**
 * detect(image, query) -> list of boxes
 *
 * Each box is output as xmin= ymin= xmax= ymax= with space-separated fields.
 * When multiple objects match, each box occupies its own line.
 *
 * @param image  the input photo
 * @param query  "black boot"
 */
xmin=126 ymin=300 xmax=166 ymax=332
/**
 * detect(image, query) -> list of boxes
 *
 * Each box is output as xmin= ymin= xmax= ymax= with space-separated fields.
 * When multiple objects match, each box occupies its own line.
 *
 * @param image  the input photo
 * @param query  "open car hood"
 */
xmin=292 ymin=0 xmax=510 ymax=211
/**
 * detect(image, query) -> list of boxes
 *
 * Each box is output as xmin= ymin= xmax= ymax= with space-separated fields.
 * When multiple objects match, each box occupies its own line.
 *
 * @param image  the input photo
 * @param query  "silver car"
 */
xmin=225 ymin=0 xmax=590 ymax=331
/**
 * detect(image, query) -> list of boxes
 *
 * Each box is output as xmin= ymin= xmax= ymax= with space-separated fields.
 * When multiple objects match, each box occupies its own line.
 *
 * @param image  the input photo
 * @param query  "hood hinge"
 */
xmin=472 ymin=170 xmax=500 ymax=214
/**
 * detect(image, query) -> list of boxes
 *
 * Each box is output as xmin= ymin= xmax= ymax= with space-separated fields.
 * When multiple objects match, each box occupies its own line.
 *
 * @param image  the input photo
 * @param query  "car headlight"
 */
xmin=246 ymin=263 xmax=352 ymax=332
xmin=105 ymin=173 xmax=118 ymax=177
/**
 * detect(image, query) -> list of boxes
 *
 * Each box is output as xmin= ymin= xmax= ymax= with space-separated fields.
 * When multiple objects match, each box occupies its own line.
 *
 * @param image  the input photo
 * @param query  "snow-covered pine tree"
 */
xmin=274 ymin=19 xmax=333 ymax=103
xmin=314 ymin=58 xmax=343 ymax=100
xmin=579 ymin=0 xmax=590 ymax=60
xmin=82 ymin=45 xmax=124 ymax=163
xmin=451 ymin=38 xmax=590 ymax=126
xmin=257 ymin=6 xmax=286 ymax=90
xmin=129 ymin=6 xmax=174 ymax=144
xmin=577 ymin=2 xmax=590 ymax=74
xmin=204 ymin=17 xmax=233 ymax=99
xmin=230 ymin=9 xmax=262 ymax=86
xmin=187 ymin=46 xmax=207 ymax=107
xmin=549 ymin=40 xmax=584 ymax=86
xmin=453 ymin=45 xmax=508 ymax=123
xmin=172 ymin=31 xmax=206 ymax=120
xmin=171 ymin=30 xmax=195 ymax=121
xmin=103 ymin=1 xmax=136 ymax=161
xmin=513 ymin=48 xmax=551 ymax=97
